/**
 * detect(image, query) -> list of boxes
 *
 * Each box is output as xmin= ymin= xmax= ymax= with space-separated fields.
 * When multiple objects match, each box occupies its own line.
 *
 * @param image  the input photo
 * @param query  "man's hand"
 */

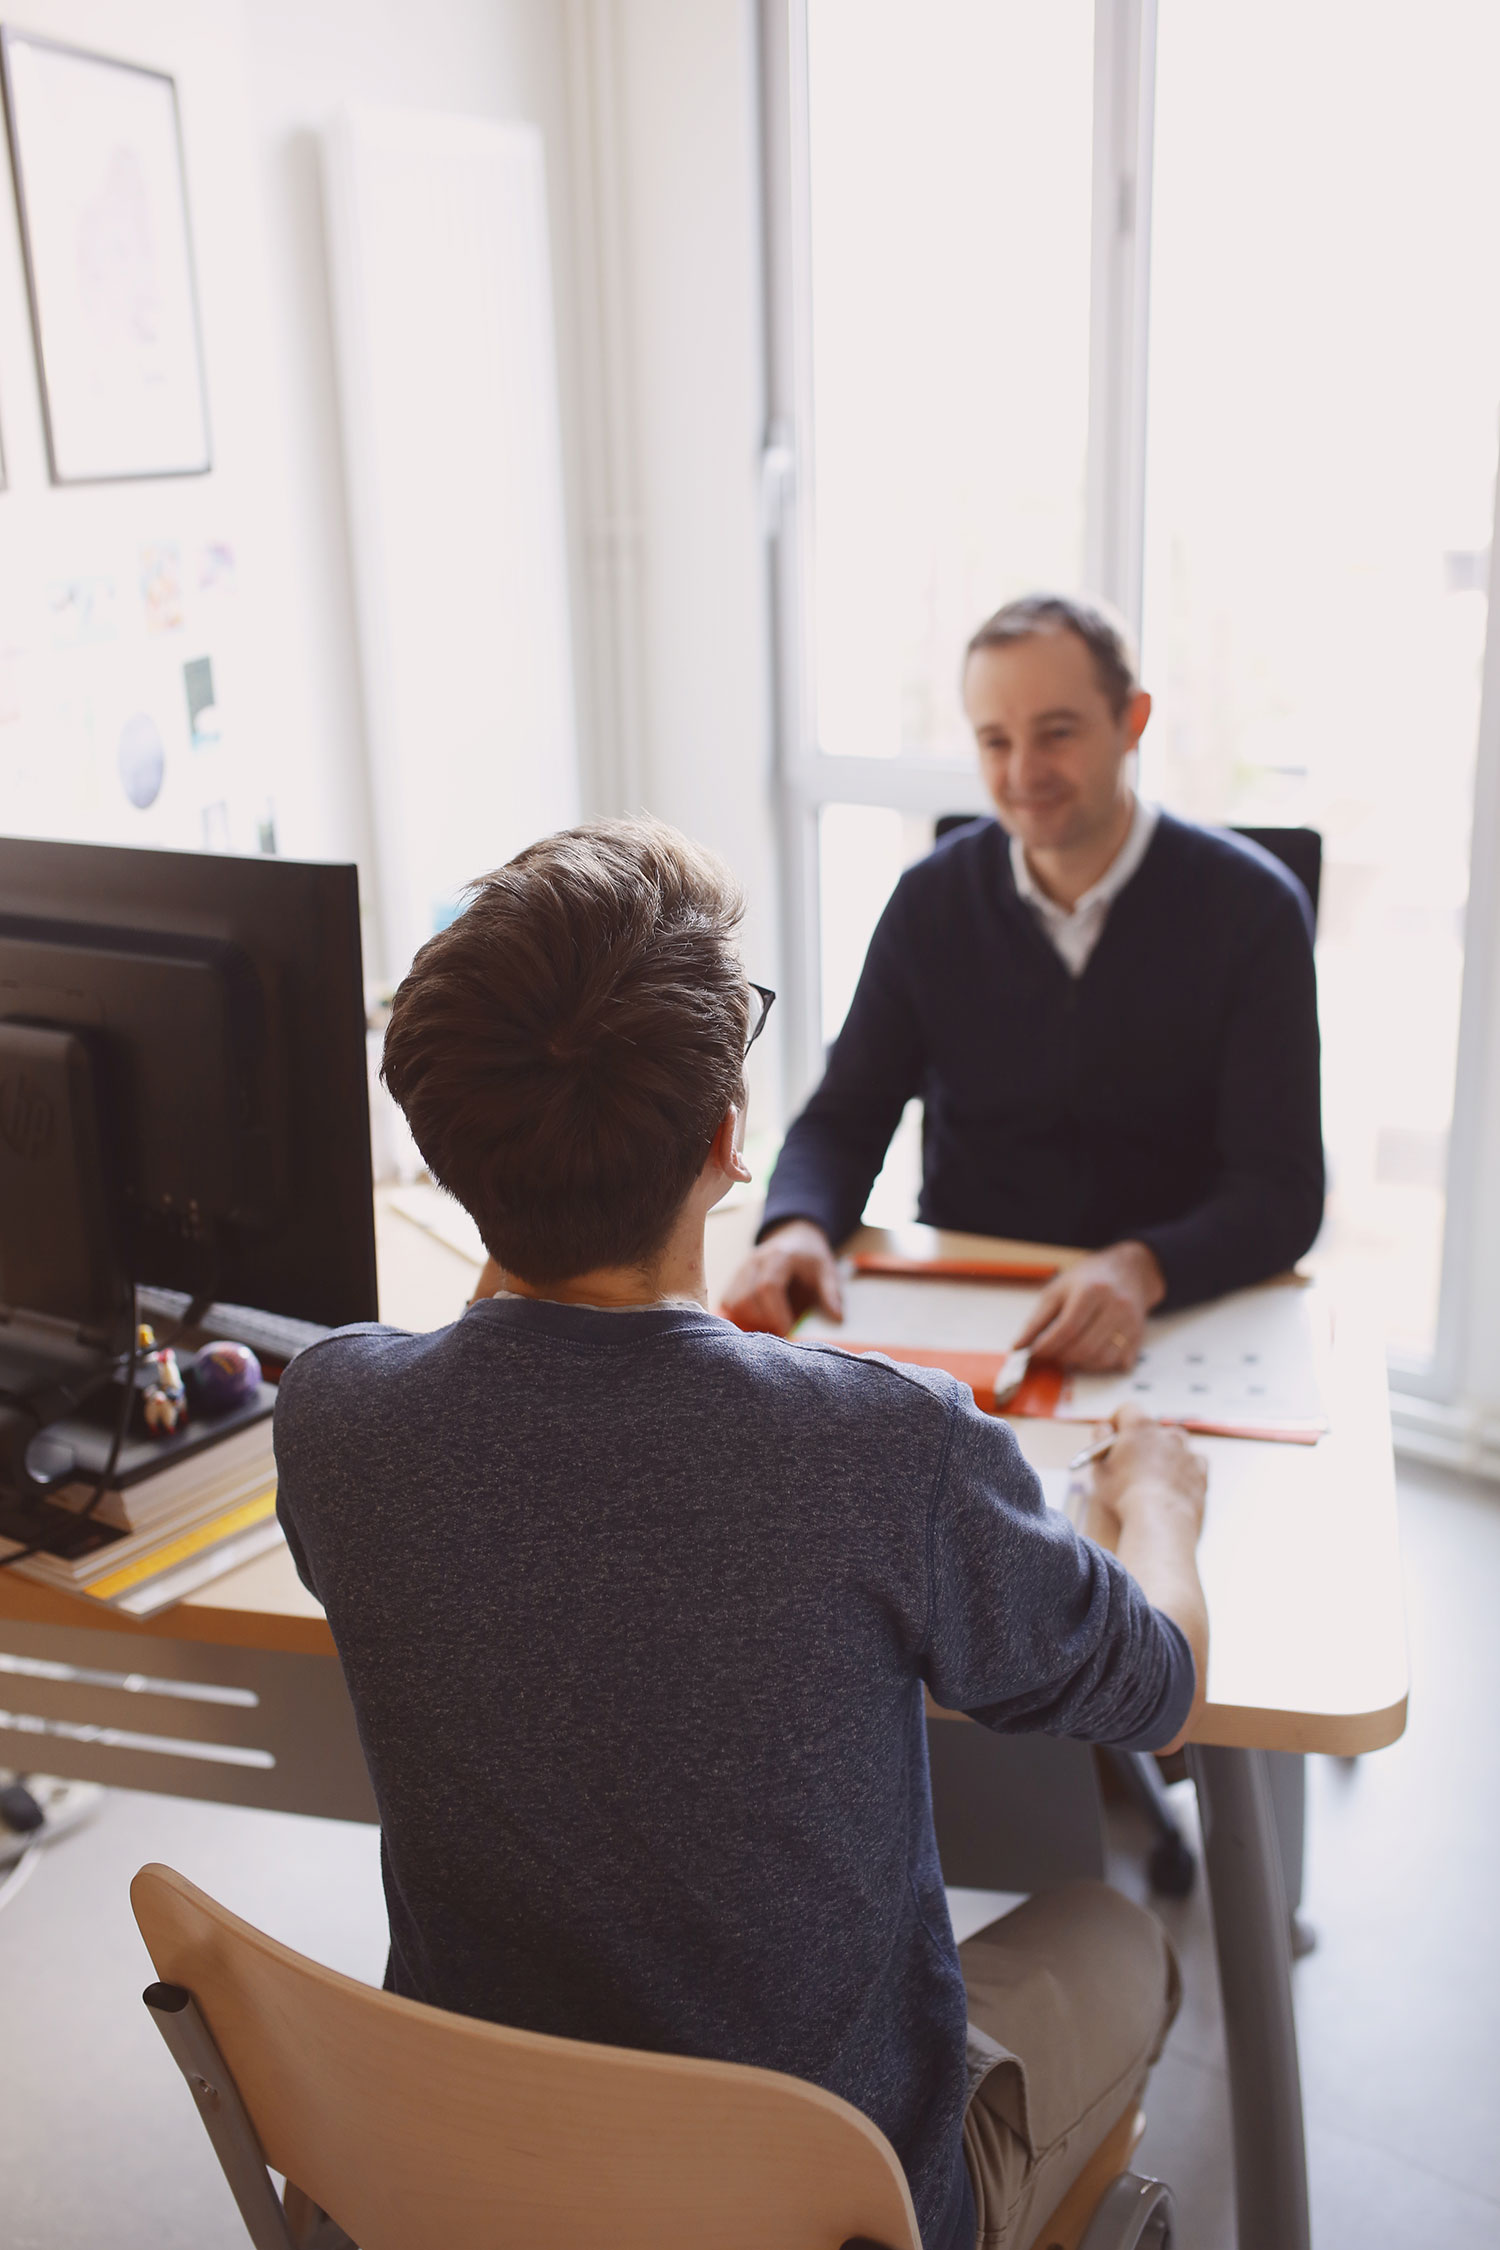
xmin=1082 ymin=1405 xmax=1207 ymax=1552
xmin=1081 ymin=1404 xmax=1209 ymax=1753
xmin=1015 ymin=1240 xmax=1165 ymax=1370
xmin=719 ymin=1219 xmax=843 ymax=1335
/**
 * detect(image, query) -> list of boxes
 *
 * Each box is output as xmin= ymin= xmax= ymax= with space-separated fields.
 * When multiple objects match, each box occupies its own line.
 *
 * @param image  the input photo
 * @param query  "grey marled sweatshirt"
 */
xmin=274 ymin=1295 xmax=1192 ymax=2250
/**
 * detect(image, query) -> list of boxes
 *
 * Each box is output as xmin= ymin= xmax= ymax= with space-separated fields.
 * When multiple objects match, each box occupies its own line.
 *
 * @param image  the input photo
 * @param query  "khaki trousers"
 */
xmin=958 ymin=1881 xmax=1181 ymax=2250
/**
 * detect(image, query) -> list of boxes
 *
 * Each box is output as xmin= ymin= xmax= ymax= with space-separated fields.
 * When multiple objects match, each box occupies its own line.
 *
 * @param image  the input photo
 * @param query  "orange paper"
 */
xmin=832 ymin=1342 xmax=1062 ymax=1416
xmin=851 ymin=1254 xmax=1059 ymax=1284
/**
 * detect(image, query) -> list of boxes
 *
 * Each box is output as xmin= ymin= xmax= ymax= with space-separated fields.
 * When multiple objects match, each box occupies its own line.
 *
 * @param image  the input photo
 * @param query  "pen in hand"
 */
xmin=1067 ymin=1430 xmax=1119 ymax=1472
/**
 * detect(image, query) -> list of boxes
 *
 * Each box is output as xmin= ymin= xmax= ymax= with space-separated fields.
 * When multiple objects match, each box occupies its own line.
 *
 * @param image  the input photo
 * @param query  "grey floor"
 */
xmin=2 ymin=1458 xmax=1498 ymax=2248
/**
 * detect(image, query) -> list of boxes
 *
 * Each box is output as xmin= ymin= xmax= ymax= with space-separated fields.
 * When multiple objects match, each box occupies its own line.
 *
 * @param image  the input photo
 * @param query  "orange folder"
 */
xmin=832 ymin=1344 xmax=1067 ymax=1418
xmin=850 ymin=1254 xmax=1059 ymax=1285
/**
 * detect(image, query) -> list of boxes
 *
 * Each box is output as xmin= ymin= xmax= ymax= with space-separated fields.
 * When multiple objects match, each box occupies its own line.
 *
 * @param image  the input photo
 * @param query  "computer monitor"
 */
xmin=0 ymin=839 xmax=379 ymax=1526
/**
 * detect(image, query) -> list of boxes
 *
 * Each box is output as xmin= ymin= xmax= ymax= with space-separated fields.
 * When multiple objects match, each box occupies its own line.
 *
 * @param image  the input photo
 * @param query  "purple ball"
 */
xmin=186 ymin=1340 xmax=263 ymax=1413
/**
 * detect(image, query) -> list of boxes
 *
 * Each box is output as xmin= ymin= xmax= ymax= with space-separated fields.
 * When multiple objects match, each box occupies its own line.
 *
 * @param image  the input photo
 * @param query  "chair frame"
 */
xmin=143 ymin=1981 xmax=324 ymax=2250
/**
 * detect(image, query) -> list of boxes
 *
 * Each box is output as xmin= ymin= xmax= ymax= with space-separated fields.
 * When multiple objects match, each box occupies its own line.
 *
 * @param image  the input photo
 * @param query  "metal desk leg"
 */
xmin=1188 ymin=1744 xmax=1311 ymax=2250
xmin=1267 ymin=1748 xmax=1306 ymax=1912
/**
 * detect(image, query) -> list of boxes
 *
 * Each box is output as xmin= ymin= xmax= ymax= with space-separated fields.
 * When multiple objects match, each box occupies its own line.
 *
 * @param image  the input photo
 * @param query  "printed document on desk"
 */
xmin=799 ymin=1272 xmax=1045 ymax=1352
xmin=795 ymin=1272 xmax=1043 ymax=1412
xmin=1050 ymin=1284 xmax=1329 ymax=1442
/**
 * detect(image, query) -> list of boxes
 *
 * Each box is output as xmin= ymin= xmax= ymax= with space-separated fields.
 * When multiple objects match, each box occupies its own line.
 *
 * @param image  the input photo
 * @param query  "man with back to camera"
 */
xmin=721 ymin=592 xmax=1325 ymax=1368
xmin=274 ymin=818 xmax=1209 ymax=2250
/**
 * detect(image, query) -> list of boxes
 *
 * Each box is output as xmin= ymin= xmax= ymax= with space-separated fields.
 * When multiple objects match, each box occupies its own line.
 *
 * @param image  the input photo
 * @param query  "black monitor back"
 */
xmin=0 ymin=840 xmax=377 ymax=1330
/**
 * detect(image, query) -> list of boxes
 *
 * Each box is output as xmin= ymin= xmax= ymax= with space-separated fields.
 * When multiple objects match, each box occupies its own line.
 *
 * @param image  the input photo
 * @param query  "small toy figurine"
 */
xmin=184 ymin=1340 xmax=263 ymax=1414
xmin=137 ymin=1323 xmax=188 ymax=1436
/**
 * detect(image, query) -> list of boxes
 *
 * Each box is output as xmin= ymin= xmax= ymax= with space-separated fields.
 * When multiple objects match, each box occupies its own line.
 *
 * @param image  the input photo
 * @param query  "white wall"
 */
xmin=243 ymin=0 xmax=585 ymax=974
xmin=0 ymin=0 xmax=582 ymax=984
xmin=0 ymin=1 xmax=294 ymax=868
xmin=574 ymin=0 xmax=785 ymax=1121
xmin=0 ymin=0 xmax=776 ymax=1003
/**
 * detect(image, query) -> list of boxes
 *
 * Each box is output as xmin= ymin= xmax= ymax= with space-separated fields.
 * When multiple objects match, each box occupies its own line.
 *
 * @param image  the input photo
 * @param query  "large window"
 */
xmin=1139 ymin=1 xmax=1500 ymax=1365
xmin=805 ymin=0 xmax=1094 ymax=766
xmin=760 ymin=0 xmax=1500 ymax=1383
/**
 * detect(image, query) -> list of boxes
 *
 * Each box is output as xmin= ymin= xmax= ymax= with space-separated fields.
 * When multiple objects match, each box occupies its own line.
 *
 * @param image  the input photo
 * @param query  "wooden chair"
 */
xmin=130 ymin=1863 xmax=1174 ymax=2250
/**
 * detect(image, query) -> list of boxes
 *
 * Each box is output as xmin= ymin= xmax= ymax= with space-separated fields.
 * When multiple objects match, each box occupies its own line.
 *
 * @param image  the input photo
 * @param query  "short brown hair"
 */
xmin=381 ymin=819 xmax=749 ymax=1284
xmin=965 ymin=592 xmax=1138 ymax=717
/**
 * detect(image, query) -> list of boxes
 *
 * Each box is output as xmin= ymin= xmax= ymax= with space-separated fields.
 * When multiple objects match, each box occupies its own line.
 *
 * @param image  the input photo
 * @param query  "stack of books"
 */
xmin=2 ymin=1396 xmax=281 ymax=1619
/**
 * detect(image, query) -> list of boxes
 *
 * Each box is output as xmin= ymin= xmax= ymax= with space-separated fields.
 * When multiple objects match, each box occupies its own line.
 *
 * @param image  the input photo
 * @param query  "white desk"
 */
xmin=843 ymin=1222 xmax=1407 ymax=2250
xmin=0 ymin=1196 xmax=1406 ymax=2250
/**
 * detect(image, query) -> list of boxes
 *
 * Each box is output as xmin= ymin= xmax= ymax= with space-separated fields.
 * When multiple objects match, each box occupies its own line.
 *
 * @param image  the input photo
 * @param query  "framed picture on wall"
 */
xmin=0 ymin=30 xmax=211 ymax=482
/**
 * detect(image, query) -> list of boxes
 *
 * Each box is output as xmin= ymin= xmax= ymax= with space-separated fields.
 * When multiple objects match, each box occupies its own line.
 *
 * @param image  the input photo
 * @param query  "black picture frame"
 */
xmin=0 ymin=28 xmax=212 ymax=484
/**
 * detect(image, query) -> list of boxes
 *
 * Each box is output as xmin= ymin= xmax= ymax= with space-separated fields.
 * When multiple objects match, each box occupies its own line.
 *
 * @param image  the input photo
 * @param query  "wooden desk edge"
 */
xmin=1191 ymin=1692 xmax=1408 ymax=1757
xmin=0 ymin=1574 xmax=336 ymax=1658
xmin=927 ymin=1689 xmax=1408 ymax=1756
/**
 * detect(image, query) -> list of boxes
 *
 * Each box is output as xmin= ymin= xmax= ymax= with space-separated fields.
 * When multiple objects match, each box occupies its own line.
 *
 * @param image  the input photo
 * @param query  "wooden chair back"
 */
xmin=130 ymin=1863 xmax=922 ymax=2250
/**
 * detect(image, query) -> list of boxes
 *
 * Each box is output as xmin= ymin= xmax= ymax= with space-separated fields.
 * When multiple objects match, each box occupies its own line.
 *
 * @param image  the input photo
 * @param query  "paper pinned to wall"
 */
xmin=1051 ymin=1285 xmax=1328 ymax=1440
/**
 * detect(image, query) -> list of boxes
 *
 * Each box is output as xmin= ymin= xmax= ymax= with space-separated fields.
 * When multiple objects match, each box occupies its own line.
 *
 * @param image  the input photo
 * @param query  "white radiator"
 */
xmin=322 ymin=105 xmax=579 ymax=980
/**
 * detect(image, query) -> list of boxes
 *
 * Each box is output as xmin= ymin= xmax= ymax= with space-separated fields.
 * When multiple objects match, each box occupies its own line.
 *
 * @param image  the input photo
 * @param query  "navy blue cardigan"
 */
xmin=762 ymin=813 xmax=1324 ymax=1308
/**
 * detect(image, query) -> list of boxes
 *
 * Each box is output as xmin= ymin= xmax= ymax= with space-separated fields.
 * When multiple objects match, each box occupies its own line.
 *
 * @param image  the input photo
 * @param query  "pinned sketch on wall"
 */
xmin=116 ymin=711 xmax=165 ymax=809
xmin=0 ymin=524 xmax=262 ymax=850
xmin=0 ymin=30 xmax=211 ymax=483
xmin=48 ymin=575 xmax=121 ymax=645
xmin=183 ymin=655 xmax=218 ymax=748
xmin=140 ymin=542 xmax=185 ymax=633
xmin=197 ymin=541 xmax=235 ymax=595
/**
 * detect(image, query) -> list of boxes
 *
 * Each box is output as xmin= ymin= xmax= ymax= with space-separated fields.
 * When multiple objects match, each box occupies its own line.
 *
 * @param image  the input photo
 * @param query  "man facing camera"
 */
xmin=723 ymin=593 xmax=1324 ymax=1369
xmin=274 ymin=819 xmax=1207 ymax=2250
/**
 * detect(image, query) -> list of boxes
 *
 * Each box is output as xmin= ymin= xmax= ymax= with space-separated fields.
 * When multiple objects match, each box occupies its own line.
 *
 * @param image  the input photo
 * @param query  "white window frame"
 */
xmin=755 ymin=0 xmax=1158 ymax=1102
xmin=753 ymin=0 xmax=1500 ymax=1414
xmin=1412 ymin=531 xmax=1500 ymax=1409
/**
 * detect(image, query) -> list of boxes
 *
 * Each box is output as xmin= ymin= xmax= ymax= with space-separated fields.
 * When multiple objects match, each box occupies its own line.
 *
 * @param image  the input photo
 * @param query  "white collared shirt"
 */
xmin=1009 ymin=796 xmax=1159 ymax=977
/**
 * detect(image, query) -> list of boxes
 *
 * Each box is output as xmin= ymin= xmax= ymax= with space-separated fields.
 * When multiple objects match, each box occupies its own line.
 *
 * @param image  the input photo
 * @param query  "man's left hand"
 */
xmin=1014 ymin=1241 xmax=1166 ymax=1371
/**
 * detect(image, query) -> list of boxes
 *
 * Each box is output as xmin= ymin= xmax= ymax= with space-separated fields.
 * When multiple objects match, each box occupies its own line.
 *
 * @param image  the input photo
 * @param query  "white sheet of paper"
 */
xmin=1059 ymin=1285 xmax=1328 ymax=1434
xmin=796 ymin=1272 xmax=1044 ymax=1353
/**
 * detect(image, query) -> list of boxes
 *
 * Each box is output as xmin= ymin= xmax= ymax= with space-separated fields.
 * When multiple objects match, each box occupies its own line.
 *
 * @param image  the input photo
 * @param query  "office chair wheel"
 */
xmin=1077 ymin=2172 xmax=1174 ymax=2249
xmin=1147 ymin=1833 xmax=1196 ymax=1899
